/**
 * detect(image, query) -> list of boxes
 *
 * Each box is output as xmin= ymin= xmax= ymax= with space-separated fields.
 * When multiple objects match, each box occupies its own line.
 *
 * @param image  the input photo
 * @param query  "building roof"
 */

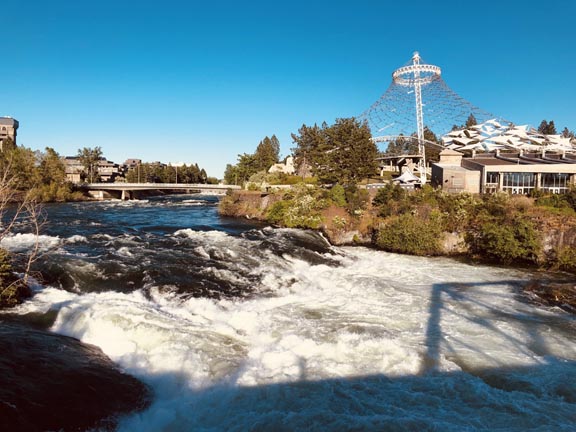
xmin=465 ymin=153 xmax=576 ymax=168
xmin=439 ymin=149 xmax=464 ymax=156
xmin=442 ymin=119 xmax=576 ymax=154
xmin=0 ymin=117 xmax=18 ymax=126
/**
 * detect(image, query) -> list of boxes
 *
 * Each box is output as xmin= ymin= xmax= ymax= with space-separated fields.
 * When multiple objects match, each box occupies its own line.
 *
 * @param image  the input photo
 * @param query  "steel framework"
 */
xmin=361 ymin=52 xmax=502 ymax=183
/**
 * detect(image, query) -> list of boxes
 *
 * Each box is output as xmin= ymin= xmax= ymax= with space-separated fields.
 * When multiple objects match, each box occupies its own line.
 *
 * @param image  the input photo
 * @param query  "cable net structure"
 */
xmin=360 ymin=52 xmax=505 ymax=143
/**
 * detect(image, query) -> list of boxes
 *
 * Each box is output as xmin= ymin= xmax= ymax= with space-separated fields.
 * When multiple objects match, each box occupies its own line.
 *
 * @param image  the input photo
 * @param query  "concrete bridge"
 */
xmin=85 ymin=183 xmax=241 ymax=200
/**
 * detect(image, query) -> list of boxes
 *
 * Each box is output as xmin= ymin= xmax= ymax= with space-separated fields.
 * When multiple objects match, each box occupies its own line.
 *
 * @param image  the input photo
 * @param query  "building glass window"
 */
xmin=502 ymin=172 xmax=535 ymax=194
xmin=541 ymin=173 xmax=570 ymax=193
xmin=484 ymin=171 xmax=499 ymax=194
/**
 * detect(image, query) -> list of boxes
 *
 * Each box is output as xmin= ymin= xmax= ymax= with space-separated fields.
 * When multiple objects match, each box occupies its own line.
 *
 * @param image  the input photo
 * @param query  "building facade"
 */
xmin=432 ymin=149 xmax=576 ymax=194
xmin=0 ymin=116 xmax=18 ymax=150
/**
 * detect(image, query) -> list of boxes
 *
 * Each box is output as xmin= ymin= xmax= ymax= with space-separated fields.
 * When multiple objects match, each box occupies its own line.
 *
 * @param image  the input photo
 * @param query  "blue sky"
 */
xmin=2 ymin=0 xmax=575 ymax=177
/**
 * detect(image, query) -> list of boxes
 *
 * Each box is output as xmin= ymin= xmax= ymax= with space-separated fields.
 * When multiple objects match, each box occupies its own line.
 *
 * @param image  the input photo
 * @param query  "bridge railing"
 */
xmin=85 ymin=183 xmax=240 ymax=189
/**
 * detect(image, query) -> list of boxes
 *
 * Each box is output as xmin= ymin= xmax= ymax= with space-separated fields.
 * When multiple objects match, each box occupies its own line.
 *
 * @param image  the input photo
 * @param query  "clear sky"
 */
xmin=2 ymin=0 xmax=575 ymax=177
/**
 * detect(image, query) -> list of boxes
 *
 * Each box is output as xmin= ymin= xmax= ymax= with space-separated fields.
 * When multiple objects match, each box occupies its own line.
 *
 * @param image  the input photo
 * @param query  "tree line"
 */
xmin=0 ymin=138 xmax=81 ymax=202
xmin=124 ymin=162 xmax=213 ymax=184
xmin=537 ymin=119 xmax=575 ymax=138
xmin=224 ymin=135 xmax=280 ymax=185
xmin=224 ymin=119 xmax=380 ymax=187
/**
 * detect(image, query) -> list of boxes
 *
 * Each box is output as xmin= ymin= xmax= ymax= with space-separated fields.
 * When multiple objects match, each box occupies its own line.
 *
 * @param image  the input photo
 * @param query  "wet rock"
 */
xmin=524 ymin=281 xmax=576 ymax=313
xmin=0 ymin=282 xmax=31 ymax=309
xmin=0 ymin=323 xmax=150 ymax=432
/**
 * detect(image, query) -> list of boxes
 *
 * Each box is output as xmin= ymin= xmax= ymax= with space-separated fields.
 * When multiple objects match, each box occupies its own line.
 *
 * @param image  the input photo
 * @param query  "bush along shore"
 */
xmin=219 ymin=184 xmax=576 ymax=310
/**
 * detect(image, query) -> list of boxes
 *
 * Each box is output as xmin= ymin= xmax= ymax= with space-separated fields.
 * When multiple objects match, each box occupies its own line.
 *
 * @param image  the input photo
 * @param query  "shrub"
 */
xmin=264 ymin=186 xmax=326 ymax=229
xmin=29 ymin=183 xmax=82 ymax=203
xmin=0 ymin=248 xmax=31 ymax=308
xmin=329 ymin=184 xmax=347 ymax=207
xmin=372 ymin=182 xmax=405 ymax=207
xmin=465 ymin=214 xmax=541 ymax=265
xmin=437 ymin=191 xmax=477 ymax=232
xmin=375 ymin=211 xmax=444 ymax=256
xmin=479 ymin=193 xmax=510 ymax=218
xmin=554 ymin=246 xmax=576 ymax=272
xmin=266 ymin=200 xmax=291 ymax=225
xmin=344 ymin=185 xmax=369 ymax=216
xmin=331 ymin=215 xmax=348 ymax=230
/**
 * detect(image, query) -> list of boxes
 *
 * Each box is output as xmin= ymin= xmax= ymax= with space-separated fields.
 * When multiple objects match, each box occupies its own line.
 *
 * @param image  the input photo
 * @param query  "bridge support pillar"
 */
xmin=121 ymin=190 xmax=131 ymax=200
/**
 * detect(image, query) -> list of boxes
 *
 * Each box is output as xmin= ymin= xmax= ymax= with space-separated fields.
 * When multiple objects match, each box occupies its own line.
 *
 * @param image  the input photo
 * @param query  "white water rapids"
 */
xmin=8 ymin=228 xmax=576 ymax=431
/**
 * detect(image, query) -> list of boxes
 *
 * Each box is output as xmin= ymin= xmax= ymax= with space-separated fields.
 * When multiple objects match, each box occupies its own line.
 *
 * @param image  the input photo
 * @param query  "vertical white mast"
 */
xmin=412 ymin=52 xmax=426 ymax=184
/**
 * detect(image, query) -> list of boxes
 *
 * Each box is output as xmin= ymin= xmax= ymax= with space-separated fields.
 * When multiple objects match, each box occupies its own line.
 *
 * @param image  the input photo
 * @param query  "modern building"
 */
xmin=63 ymin=157 xmax=126 ymax=183
xmin=431 ymin=149 xmax=576 ymax=194
xmin=63 ymin=157 xmax=84 ymax=183
xmin=124 ymin=158 xmax=142 ymax=169
xmin=0 ymin=116 xmax=18 ymax=150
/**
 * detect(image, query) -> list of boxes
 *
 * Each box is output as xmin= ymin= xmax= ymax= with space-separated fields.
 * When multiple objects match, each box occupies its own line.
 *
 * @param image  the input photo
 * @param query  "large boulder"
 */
xmin=0 ymin=323 xmax=150 ymax=432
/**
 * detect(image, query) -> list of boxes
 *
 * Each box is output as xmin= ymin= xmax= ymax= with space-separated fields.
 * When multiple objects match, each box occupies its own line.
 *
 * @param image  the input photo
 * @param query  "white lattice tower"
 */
xmin=361 ymin=53 xmax=505 ymax=182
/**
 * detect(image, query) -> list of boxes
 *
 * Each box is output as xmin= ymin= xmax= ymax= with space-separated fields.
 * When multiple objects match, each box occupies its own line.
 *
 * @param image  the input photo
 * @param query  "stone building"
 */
xmin=0 ymin=116 xmax=18 ymax=150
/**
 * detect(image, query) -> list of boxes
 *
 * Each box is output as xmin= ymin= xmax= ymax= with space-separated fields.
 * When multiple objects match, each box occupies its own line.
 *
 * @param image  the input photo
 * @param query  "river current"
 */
xmin=2 ymin=195 xmax=576 ymax=431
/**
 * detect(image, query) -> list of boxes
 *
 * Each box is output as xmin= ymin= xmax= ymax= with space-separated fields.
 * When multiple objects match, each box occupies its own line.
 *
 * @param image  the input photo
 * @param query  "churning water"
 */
xmin=3 ymin=195 xmax=576 ymax=431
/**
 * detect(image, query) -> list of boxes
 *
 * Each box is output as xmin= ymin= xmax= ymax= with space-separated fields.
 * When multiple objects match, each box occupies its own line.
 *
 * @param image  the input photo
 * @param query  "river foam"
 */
xmin=18 ymin=232 xmax=575 ymax=431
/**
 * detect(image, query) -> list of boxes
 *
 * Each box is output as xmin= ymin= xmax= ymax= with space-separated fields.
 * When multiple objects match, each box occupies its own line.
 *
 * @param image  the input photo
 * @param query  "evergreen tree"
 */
xmin=254 ymin=136 xmax=279 ymax=172
xmin=561 ymin=127 xmax=575 ymax=139
xmin=423 ymin=127 xmax=441 ymax=163
xmin=234 ymin=153 xmax=258 ymax=184
xmin=465 ymin=113 xmax=478 ymax=128
xmin=547 ymin=120 xmax=557 ymax=135
xmin=385 ymin=135 xmax=417 ymax=156
xmin=292 ymin=118 xmax=377 ymax=184
xmin=291 ymin=123 xmax=330 ymax=178
xmin=538 ymin=120 xmax=549 ymax=134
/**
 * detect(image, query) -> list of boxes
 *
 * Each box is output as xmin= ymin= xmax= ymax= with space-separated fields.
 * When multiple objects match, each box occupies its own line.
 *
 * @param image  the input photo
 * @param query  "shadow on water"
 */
xmin=115 ymin=278 xmax=576 ymax=432
xmin=121 ymin=361 xmax=576 ymax=432
xmin=422 ymin=280 xmax=576 ymax=374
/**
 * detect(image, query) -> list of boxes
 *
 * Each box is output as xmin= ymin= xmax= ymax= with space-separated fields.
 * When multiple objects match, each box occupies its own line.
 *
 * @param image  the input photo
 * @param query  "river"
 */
xmin=2 ymin=195 xmax=576 ymax=431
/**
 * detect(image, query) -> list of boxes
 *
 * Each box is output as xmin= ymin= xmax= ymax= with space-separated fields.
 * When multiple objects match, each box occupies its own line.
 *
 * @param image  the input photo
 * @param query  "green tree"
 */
xmin=423 ymin=127 xmax=441 ymax=163
xmin=38 ymin=148 xmax=67 ymax=185
xmin=0 ymin=146 xmax=38 ymax=190
xmin=292 ymin=118 xmax=377 ymax=184
xmin=291 ymin=123 xmax=329 ymax=178
xmin=253 ymin=135 xmax=280 ymax=172
xmin=224 ymin=164 xmax=238 ymax=185
xmin=199 ymin=168 xmax=207 ymax=183
xmin=385 ymin=135 xmax=418 ymax=156
xmin=77 ymin=146 xmax=103 ymax=183
xmin=326 ymin=118 xmax=378 ymax=184
xmin=1 ymin=136 xmax=16 ymax=151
